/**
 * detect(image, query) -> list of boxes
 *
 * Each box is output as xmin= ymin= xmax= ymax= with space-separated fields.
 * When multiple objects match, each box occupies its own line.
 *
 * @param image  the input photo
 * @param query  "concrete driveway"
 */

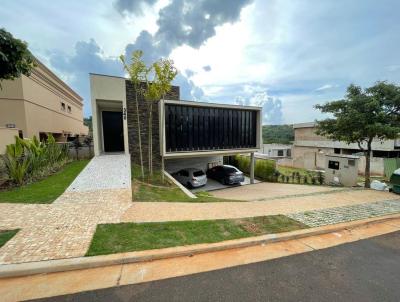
xmin=191 ymin=176 xmax=260 ymax=193
xmin=210 ymin=182 xmax=343 ymax=201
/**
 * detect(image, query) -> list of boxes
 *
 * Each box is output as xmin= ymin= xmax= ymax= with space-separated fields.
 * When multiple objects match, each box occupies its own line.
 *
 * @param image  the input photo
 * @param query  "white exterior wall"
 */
xmin=90 ymin=74 xmax=129 ymax=156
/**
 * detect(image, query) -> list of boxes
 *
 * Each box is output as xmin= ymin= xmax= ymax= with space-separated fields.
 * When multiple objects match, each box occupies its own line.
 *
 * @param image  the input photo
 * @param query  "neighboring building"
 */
xmin=292 ymin=122 xmax=400 ymax=175
xmin=90 ymin=73 xmax=262 ymax=182
xmin=0 ymin=59 xmax=88 ymax=150
xmin=259 ymin=144 xmax=292 ymax=159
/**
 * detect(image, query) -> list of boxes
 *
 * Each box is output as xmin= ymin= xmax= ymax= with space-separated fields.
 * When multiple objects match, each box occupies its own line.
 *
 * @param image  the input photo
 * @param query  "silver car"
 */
xmin=172 ymin=168 xmax=207 ymax=188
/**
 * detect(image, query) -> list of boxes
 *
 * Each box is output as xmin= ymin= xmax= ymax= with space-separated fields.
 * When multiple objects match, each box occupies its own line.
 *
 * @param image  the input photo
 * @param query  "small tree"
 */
xmin=315 ymin=82 xmax=400 ymax=188
xmin=146 ymin=58 xmax=177 ymax=176
xmin=0 ymin=28 xmax=36 ymax=88
xmin=120 ymin=51 xmax=147 ymax=180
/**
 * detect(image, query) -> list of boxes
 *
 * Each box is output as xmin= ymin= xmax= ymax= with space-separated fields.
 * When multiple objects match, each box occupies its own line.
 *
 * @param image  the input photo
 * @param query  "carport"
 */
xmin=159 ymin=99 xmax=262 ymax=187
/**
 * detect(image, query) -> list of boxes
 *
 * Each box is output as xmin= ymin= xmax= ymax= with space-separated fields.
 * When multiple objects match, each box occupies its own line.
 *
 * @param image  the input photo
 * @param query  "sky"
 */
xmin=1 ymin=0 xmax=400 ymax=124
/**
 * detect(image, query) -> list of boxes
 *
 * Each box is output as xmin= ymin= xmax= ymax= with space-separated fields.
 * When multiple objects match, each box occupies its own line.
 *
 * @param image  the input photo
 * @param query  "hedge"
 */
xmin=233 ymin=155 xmax=276 ymax=181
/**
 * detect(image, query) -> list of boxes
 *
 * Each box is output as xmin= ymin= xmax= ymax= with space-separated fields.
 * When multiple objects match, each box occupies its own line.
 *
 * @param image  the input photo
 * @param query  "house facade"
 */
xmin=0 ymin=59 xmax=88 ymax=151
xmin=90 ymin=74 xmax=262 ymax=181
xmin=291 ymin=122 xmax=400 ymax=175
xmin=259 ymin=144 xmax=292 ymax=159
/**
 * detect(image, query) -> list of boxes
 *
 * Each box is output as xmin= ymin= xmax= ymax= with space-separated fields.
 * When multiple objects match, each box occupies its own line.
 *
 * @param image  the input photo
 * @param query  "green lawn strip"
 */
xmin=86 ymin=215 xmax=308 ymax=256
xmin=0 ymin=230 xmax=19 ymax=248
xmin=133 ymin=181 xmax=245 ymax=203
xmin=0 ymin=160 xmax=90 ymax=204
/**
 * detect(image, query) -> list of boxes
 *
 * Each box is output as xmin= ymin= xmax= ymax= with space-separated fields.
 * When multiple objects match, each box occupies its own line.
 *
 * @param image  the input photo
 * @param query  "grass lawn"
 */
xmin=0 ymin=230 xmax=19 ymax=248
xmin=0 ymin=160 xmax=89 ymax=204
xmin=86 ymin=215 xmax=307 ymax=256
xmin=133 ymin=181 xmax=245 ymax=203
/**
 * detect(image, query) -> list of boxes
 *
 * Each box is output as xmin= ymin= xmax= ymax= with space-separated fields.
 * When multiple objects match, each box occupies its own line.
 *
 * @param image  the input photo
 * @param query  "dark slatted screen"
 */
xmin=165 ymin=104 xmax=258 ymax=152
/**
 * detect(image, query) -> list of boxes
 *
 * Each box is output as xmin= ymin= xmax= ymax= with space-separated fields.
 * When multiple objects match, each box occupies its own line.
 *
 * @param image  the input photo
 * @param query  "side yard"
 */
xmin=0 ymin=160 xmax=89 ymax=203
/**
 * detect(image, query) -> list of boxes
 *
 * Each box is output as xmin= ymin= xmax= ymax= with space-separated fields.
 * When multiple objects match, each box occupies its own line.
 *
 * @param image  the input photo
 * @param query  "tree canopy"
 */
xmin=262 ymin=125 xmax=294 ymax=144
xmin=315 ymin=82 xmax=400 ymax=187
xmin=0 ymin=28 xmax=36 ymax=84
xmin=315 ymin=82 xmax=400 ymax=149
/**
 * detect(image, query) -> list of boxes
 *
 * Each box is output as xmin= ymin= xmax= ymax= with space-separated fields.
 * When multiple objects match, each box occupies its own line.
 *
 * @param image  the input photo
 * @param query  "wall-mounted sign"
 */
xmin=123 ymin=108 xmax=127 ymax=120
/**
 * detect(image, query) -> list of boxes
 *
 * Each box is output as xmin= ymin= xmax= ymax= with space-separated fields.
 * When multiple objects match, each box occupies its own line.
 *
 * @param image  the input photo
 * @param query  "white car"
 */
xmin=172 ymin=168 xmax=207 ymax=188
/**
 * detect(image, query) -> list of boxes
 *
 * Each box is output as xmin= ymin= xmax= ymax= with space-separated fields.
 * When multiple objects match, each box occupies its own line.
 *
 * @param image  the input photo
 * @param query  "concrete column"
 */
xmin=250 ymin=152 xmax=255 ymax=184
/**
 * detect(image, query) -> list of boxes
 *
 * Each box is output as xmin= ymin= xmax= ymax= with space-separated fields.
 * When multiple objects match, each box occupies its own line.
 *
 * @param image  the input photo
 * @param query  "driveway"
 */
xmin=210 ymin=182 xmax=343 ymax=201
xmin=191 ymin=176 xmax=260 ymax=193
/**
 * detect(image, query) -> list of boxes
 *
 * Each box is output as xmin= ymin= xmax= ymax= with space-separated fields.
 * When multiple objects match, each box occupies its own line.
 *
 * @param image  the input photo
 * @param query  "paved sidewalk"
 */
xmin=123 ymin=189 xmax=399 ymax=222
xmin=287 ymin=199 xmax=400 ymax=227
xmin=0 ymin=155 xmax=132 ymax=264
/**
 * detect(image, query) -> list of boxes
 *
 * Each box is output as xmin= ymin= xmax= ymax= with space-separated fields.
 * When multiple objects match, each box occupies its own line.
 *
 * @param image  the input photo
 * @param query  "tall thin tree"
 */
xmin=120 ymin=51 xmax=147 ymax=180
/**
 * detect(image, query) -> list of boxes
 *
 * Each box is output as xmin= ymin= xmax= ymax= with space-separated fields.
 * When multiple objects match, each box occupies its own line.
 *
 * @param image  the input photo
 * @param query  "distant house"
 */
xmin=90 ymin=73 xmax=262 ymax=182
xmin=0 ymin=59 xmax=88 ymax=153
xmin=259 ymin=144 xmax=292 ymax=159
xmin=291 ymin=122 xmax=400 ymax=175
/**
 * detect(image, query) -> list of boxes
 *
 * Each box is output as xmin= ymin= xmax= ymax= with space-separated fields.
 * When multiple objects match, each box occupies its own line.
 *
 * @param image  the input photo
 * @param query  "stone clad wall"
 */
xmin=125 ymin=80 xmax=180 ymax=170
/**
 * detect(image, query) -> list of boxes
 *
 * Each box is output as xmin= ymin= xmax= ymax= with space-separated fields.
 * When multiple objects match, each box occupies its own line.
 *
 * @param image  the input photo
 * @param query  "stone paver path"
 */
xmin=0 ymin=155 xmax=132 ymax=264
xmin=287 ymin=199 xmax=400 ymax=227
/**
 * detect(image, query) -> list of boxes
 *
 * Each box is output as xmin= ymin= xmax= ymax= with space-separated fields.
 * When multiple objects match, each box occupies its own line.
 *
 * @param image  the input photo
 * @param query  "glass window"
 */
xmin=61 ymin=102 xmax=66 ymax=111
xmin=67 ymin=106 xmax=71 ymax=113
xmin=328 ymin=160 xmax=340 ymax=170
xmin=193 ymin=170 xmax=204 ymax=177
xmin=180 ymin=170 xmax=189 ymax=177
xmin=277 ymin=150 xmax=284 ymax=156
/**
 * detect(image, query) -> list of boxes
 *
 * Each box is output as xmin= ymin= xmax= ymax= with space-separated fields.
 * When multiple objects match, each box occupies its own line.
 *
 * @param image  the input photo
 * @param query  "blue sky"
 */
xmin=1 ymin=0 xmax=400 ymax=124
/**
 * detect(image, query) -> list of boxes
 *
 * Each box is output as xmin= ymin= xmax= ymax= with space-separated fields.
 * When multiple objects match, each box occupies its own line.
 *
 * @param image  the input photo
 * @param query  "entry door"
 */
xmin=102 ymin=111 xmax=124 ymax=152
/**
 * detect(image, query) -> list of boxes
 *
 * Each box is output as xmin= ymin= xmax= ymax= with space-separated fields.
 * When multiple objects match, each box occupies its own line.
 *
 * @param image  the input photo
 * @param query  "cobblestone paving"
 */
xmin=287 ymin=199 xmax=400 ymax=227
xmin=0 ymin=155 xmax=132 ymax=265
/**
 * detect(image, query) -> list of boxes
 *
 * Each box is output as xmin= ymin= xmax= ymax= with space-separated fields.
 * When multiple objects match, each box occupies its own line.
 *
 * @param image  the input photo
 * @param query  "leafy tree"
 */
xmin=120 ymin=51 xmax=148 ymax=180
xmin=0 ymin=28 xmax=36 ymax=87
xmin=146 ymin=58 xmax=177 ymax=176
xmin=262 ymin=125 xmax=294 ymax=144
xmin=315 ymin=82 xmax=400 ymax=188
xmin=83 ymin=116 xmax=93 ymax=133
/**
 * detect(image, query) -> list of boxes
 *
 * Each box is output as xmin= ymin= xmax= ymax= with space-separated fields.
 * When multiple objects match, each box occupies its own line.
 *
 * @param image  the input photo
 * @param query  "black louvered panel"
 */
xmin=165 ymin=104 xmax=258 ymax=152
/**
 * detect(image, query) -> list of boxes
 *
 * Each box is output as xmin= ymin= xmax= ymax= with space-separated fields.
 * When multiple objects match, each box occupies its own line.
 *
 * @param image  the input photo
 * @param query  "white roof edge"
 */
xmin=293 ymin=122 xmax=316 ymax=129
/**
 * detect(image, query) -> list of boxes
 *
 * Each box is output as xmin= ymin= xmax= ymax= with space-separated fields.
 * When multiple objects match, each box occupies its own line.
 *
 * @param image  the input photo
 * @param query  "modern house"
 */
xmin=0 ymin=59 xmax=88 ymax=153
xmin=291 ymin=122 xmax=400 ymax=175
xmin=90 ymin=73 xmax=262 ymax=182
xmin=259 ymin=144 xmax=292 ymax=159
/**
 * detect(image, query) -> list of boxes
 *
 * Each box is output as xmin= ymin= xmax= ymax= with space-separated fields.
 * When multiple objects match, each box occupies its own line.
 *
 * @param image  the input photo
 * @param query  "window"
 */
xmin=277 ymin=150 xmax=284 ymax=156
xmin=348 ymin=159 xmax=355 ymax=166
xmin=334 ymin=148 xmax=341 ymax=154
xmin=287 ymin=149 xmax=291 ymax=157
xmin=328 ymin=160 xmax=340 ymax=170
xmin=61 ymin=102 xmax=66 ymax=111
xmin=180 ymin=170 xmax=189 ymax=177
xmin=67 ymin=105 xmax=71 ymax=113
xmin=193 ymin=170 xmax=205 ymax=177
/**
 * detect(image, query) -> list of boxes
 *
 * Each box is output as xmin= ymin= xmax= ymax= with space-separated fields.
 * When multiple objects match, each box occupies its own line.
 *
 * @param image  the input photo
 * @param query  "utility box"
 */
xmin=325 ymin=154 xmax=359 ymax=187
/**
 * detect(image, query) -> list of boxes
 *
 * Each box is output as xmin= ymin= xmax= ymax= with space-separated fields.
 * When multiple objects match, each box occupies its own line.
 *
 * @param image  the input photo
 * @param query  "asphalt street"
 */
xmin=32 ymin=231 xmax=400 ymax=302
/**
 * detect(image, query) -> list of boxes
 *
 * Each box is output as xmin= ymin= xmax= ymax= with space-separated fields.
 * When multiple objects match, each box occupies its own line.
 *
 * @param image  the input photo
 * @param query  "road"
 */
xmin=32 ymin=231 xmax=400 ymax=302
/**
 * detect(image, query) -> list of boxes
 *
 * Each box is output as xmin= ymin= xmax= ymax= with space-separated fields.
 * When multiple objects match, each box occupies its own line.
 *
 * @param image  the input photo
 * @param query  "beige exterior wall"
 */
xmin=0 ymin=60 xmax=88 ymax=143
xmin=0 ymin=128 xmax=19 ymax=154
xmin=90 ymin=74 xmax=129 ymax=156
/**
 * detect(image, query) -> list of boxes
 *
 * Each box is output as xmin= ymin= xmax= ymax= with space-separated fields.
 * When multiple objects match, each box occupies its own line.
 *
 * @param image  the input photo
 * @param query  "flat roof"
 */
xmin=293 ymin=122 xmax=316 ymax=129
xmin=326 ymin=154 xmax=360 ymax=159
xmin=164 ymin=99 xmax=262 ymax=111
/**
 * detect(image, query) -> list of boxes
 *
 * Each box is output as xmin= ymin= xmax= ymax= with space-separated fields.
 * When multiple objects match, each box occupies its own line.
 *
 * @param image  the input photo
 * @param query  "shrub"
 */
xmin=2 ymin=134 xmax=69 ymax=185
xmin=234 ymin=155 xmax=276 ymax=181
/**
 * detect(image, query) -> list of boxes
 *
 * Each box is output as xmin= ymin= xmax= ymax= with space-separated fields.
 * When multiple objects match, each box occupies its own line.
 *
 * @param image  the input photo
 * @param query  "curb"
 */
xmin=1 ymin=213 xmax=399 ymax=279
